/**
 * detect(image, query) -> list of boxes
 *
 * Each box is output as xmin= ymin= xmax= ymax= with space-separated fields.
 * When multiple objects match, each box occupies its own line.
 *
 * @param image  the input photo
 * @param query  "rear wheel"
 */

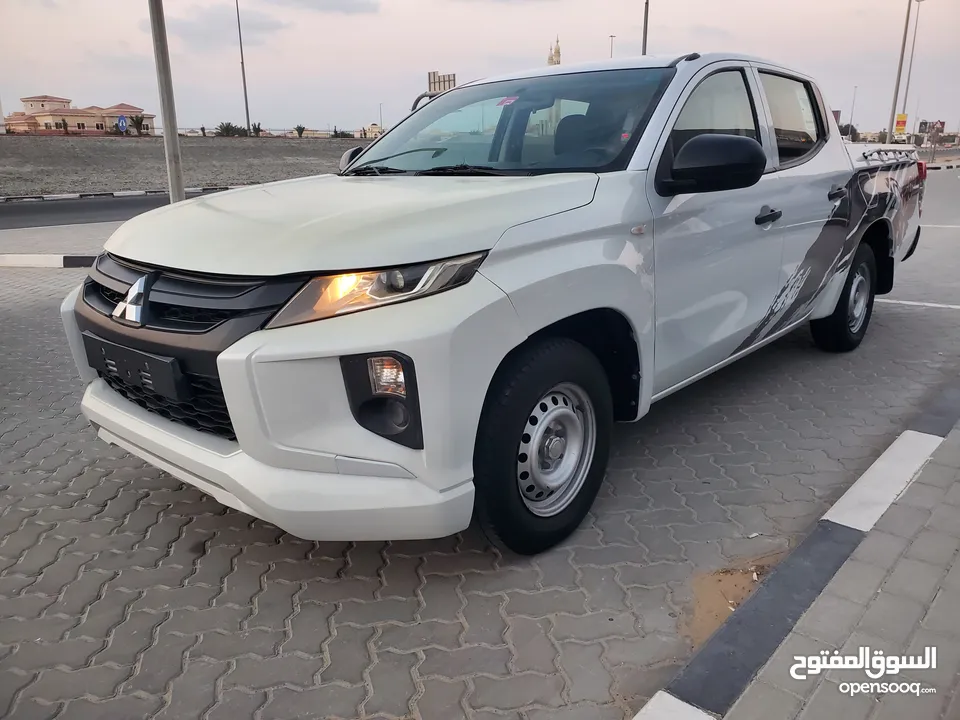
xmin=473 ymin=338 xmax=613 ymax=555
xmin=811 ymin=242 xmax=877 ymax=352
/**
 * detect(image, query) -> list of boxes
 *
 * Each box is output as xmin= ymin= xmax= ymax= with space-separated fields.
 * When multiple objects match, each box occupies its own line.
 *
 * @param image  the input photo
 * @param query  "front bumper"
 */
xmin=61 ymin=273 xmax=526 ymax=541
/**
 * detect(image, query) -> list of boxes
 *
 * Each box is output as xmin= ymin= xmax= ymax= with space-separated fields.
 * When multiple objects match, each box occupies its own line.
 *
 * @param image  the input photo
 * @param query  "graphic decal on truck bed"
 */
xmin=734 ymin=159 xmax=921 ymax=353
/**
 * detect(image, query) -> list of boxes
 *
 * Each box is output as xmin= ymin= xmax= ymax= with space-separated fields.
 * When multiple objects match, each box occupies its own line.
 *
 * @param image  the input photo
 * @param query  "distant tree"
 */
xmin=61 ymin=118 xmax=69 ymax=135
xmin=251 ymin=122 xmax=262 ymax=137
xmin=215 ymin=122 xmax=242 ymax=137
xmin=130 ymin=114 xmax=145 ymax=136
xmin=200 ymin=125 xmax=206 ymax=137
xmin=295 ymin=124 xmax=306 ymax=138
xmin=331 ymin=127 xmax=355 ymax=139
xmin=839 ymin=124 xmax=860 ymax=142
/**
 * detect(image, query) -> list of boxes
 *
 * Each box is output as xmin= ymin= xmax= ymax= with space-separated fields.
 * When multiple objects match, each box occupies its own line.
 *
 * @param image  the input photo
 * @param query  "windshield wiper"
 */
xmin=416 ymin=164 xmax=528 ymax=176
xmin=345 ymin=147 xmax=448 ymax=175
xmin=345 ymin=165 xmax=409 ymax=176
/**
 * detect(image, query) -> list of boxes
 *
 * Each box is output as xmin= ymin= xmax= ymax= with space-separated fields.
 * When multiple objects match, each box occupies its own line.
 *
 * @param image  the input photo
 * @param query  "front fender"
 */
xmin=479 ymin=178 xmax=655 ymax=418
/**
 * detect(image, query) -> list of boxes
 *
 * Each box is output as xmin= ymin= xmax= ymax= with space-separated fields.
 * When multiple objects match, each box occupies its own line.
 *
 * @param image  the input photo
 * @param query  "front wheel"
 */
xmin=473 ymin=338 xmax=613 ymax=555
xmin=811 ymin=242 xmax=877 ymax=353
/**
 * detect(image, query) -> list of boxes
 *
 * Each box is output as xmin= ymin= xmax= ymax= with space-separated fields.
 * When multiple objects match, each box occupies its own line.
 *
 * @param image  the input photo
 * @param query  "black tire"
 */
xmin=473 ymin=337 xmax=613 ymax=556
xmin=811 ymin=242 xmax=877 ymax=353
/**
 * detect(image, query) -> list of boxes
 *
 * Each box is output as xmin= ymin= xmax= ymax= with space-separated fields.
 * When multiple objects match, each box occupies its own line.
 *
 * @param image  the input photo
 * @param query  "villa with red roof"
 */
xmin=3 ymin=95 xmax=156 ymax=136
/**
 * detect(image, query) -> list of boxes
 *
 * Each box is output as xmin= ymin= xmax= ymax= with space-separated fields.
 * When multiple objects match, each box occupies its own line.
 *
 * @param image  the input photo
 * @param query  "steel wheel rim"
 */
xmin=516 ymin=382 xmax=597 ymax=518
xmin=847 ymin=262 xmax=871 ymax=334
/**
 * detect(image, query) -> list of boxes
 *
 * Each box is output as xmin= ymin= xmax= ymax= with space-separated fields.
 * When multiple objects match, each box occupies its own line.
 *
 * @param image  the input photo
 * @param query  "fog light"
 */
xmin=386 ymin=398 xmax=410 ymax=429
xmin=368 ymin=356 xmax=405 ymax=397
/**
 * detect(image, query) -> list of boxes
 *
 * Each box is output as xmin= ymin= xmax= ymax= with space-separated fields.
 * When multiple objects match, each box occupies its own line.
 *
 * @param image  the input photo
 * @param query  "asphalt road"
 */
xmin=0 ymin=194 xmax=197 ymax=230
xmin=1 ymin=161 xmax=958 ymax=231
xmin=1 ymin=175 xmax=959 ymax=719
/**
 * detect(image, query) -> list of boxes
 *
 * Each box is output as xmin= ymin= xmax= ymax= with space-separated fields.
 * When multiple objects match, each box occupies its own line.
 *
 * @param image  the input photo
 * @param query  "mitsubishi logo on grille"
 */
xmin=112 ymin=275 xmax=149 ymax=325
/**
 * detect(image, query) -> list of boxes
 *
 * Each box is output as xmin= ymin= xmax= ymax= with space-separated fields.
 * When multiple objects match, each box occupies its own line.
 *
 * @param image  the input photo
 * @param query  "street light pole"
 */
xmin=886 ymin=0 xmax=913 ymax=143
xmin=848 ymin=85 xmax=858 ymax=137
xmin=236 ymin=0 xmax=252 ymax=134
xmin=641 ymin=0 xmax=650 ymax=54
xmin=902 ymin=0 xmax=926 ymax=114
xmin=379 ymin=103 xmax=383 ymax=130
xmin=609 ymin=35 xmax=616 ymax=58
xmin=147 ymin=0 xmax=185 ymax=203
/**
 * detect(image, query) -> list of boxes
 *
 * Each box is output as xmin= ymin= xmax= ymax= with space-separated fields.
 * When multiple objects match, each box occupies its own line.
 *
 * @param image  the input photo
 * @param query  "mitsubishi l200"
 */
xmin=62 ymin=53 xmax=925 ymax=554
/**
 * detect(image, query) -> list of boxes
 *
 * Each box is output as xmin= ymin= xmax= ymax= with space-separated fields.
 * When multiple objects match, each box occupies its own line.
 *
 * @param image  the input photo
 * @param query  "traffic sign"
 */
xmin=117 ymin=115 xmax=128 ymax=133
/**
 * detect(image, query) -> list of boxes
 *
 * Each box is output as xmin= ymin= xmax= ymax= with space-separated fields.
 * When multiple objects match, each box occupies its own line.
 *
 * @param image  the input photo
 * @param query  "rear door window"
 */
xmin=758 ymin=72 xmax=825 ymax=166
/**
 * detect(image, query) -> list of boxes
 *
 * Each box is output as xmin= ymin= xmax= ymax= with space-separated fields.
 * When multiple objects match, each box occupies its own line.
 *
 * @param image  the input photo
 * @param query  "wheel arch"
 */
xmin=482 ymin=307 xmax=643 ymax=423
xmin=860 ymin=218 xmax=894 ymax=295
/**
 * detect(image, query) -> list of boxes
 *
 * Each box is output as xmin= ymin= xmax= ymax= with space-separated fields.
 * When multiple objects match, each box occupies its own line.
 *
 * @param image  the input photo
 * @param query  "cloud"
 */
xmin=138 ymin=4 xmax=288 ymax=53
xmin=259 ymin=0 xmax=380 ymax=13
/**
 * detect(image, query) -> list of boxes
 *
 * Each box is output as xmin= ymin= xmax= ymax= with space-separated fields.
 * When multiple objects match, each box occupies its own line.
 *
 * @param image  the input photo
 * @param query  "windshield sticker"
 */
xmin=497 ymin=96 xmax=519 ymax=107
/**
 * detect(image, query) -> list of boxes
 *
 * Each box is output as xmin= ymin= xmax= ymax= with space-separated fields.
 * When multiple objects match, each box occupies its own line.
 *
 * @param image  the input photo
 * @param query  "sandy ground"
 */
xmin=0 ymin=135 xmax=369 ymax=196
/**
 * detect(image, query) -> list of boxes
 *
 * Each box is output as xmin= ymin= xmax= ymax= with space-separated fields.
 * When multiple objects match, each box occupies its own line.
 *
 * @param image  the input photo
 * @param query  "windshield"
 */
xmin=345 ymin=68 xmax=675 ymax=175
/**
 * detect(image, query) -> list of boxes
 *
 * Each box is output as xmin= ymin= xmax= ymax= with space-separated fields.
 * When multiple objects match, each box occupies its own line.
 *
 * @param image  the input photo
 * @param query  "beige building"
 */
xmin=4 ymin=95 xmax=156 ymax=135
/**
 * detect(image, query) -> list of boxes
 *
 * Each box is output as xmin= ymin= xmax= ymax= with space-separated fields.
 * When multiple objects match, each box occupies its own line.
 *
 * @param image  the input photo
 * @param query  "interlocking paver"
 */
xmin=3 ymin=252 xmax=960 ymax=719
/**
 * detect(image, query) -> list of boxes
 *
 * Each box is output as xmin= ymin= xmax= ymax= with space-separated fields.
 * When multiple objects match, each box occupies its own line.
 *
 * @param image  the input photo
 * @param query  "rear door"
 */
xmin=649 ymin=62 xmax=789 ymax=395
xmin=740 ymin=66 xmax=856 ymax=341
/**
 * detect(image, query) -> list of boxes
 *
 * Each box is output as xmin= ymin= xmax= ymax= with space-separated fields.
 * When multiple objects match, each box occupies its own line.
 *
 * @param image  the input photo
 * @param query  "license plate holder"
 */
xmin=81 ymin=332 xmax=191 ymax=402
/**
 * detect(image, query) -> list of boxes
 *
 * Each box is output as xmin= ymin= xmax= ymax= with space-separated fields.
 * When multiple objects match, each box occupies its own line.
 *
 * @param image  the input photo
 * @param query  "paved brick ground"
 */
xmin=727 ymin=427 xmax=960 ymax=720
xmin=2 ymin=253 xmax=960 ymax=719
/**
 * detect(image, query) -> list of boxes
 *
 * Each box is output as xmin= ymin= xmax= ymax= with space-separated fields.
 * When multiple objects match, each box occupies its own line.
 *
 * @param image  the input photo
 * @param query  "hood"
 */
xmin=104 ymin=173 xmax=599 ymax=276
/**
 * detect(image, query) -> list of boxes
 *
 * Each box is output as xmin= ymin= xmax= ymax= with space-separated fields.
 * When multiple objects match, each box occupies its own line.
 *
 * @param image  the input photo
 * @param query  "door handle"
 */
xmin=828 ymin=185 xmax=848 ymax=201
xmin=755 ymin=206 xmax=783 ymax=225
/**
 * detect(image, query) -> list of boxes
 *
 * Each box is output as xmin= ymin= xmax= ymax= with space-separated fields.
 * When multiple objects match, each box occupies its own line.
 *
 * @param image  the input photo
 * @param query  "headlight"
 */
xmin=265 ymin=252 xmax=487 ymax=329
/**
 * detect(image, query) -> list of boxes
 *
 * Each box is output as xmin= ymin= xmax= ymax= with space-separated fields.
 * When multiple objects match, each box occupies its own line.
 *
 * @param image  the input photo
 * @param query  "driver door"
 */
xmin=649 ymin=64 xmax=788 ymax=395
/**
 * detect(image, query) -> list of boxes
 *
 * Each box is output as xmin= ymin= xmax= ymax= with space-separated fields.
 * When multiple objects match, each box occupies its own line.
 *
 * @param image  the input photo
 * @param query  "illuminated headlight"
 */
xmin=266 ymin=252 xmax=486 ymax=329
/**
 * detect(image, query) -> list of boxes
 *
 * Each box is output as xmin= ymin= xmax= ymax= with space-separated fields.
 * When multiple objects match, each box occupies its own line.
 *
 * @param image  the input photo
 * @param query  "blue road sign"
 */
xmin=117 ymin=115 xmax=128 ymax=133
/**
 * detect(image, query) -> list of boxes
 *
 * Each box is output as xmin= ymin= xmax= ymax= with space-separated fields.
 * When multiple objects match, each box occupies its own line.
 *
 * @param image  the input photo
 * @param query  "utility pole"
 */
xmin=848 ymin=85 xmax=858 ymax=137
xmin=902 ymin=0 xmax=926 ymax=114
xmin=379 ymin=103 xmax=383 ymax=130
xmin=236 ymin=0 xmax=252 ymax=134
xmin=641 ymin=0 xmax=650 ymax=54
xmin=886 ymin=0 xmax=913 ymax=143
xmin=609 ymin=35 xmax=616 ymax=58
xmin=0 ymin=95 xmax=5 ymax=134
xmin=147 ymin=0 xmax=185 ymax=203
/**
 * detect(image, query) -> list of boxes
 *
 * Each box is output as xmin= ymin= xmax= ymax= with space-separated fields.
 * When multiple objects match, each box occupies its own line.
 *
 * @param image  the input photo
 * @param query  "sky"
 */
xmin=1 ymin=0 xmax=957 ymax=134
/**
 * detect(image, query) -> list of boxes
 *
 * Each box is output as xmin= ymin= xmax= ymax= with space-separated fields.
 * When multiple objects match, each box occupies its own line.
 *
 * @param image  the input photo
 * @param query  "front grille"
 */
xmin=101 ymin=371 xmax=236 ymax=440
xmin=78 ymin=253 xmax=309 ymax=442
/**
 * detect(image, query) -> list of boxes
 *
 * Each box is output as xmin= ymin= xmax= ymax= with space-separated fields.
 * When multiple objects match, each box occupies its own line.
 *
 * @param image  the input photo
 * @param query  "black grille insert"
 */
xmin=101 ymin=371 xmax=236 ymax=440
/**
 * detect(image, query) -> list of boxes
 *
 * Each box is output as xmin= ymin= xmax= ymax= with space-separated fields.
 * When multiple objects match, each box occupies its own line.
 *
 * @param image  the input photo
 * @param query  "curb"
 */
xmin=633 ymin=377 xmax=960 ymax=719
xmin=0 ymin=186 xmax=243 ymax=203
xmin=0 ymin=254 xmax=98 ymax=268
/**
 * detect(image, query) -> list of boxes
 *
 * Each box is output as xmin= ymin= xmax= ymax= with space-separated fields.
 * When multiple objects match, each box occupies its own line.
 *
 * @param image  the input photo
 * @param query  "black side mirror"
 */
xmin=339 ymin=146 xmax=364 ymax=173
xmin=658 ymin=134 xmax=767 ymax=196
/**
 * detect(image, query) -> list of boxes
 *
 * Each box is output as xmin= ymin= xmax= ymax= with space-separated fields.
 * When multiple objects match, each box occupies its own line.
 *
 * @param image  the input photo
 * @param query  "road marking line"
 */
xmin=823 ymin=429 xmax=943 ymax=532
xmin=633 ymin=691 xmax=713 ymax=720
xmin=877 ymin=298 xmax=960 ymax=310
xmin=921 ymin=225 xmax=960 ymax=229
xmin=0 ymin=254 xmax=67 ymax=268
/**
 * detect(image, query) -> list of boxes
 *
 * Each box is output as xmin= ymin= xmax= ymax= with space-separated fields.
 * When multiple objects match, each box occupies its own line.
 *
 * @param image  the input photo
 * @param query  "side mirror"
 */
xmin=658 ymin=134 xmax=767 ymax=196
xmin=339 ymin=146 xmax=364 ymax=173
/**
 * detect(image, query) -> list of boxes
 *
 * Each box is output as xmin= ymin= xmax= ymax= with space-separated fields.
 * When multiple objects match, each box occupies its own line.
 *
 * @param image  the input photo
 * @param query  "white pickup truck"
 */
xmin=62 ymin=53 xmax=925 ymax=555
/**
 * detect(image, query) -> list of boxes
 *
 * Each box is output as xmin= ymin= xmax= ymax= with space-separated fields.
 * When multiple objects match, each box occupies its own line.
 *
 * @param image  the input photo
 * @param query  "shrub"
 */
xmin=215 ymin=122 xmax=242 ymax=137
xmin=130 ymin=114 xmax=145 ymax=136
xmin=295 ymin=124 xmax=306 ymax=138
xmin=251 ymin=122 xmax=262 ymax=137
